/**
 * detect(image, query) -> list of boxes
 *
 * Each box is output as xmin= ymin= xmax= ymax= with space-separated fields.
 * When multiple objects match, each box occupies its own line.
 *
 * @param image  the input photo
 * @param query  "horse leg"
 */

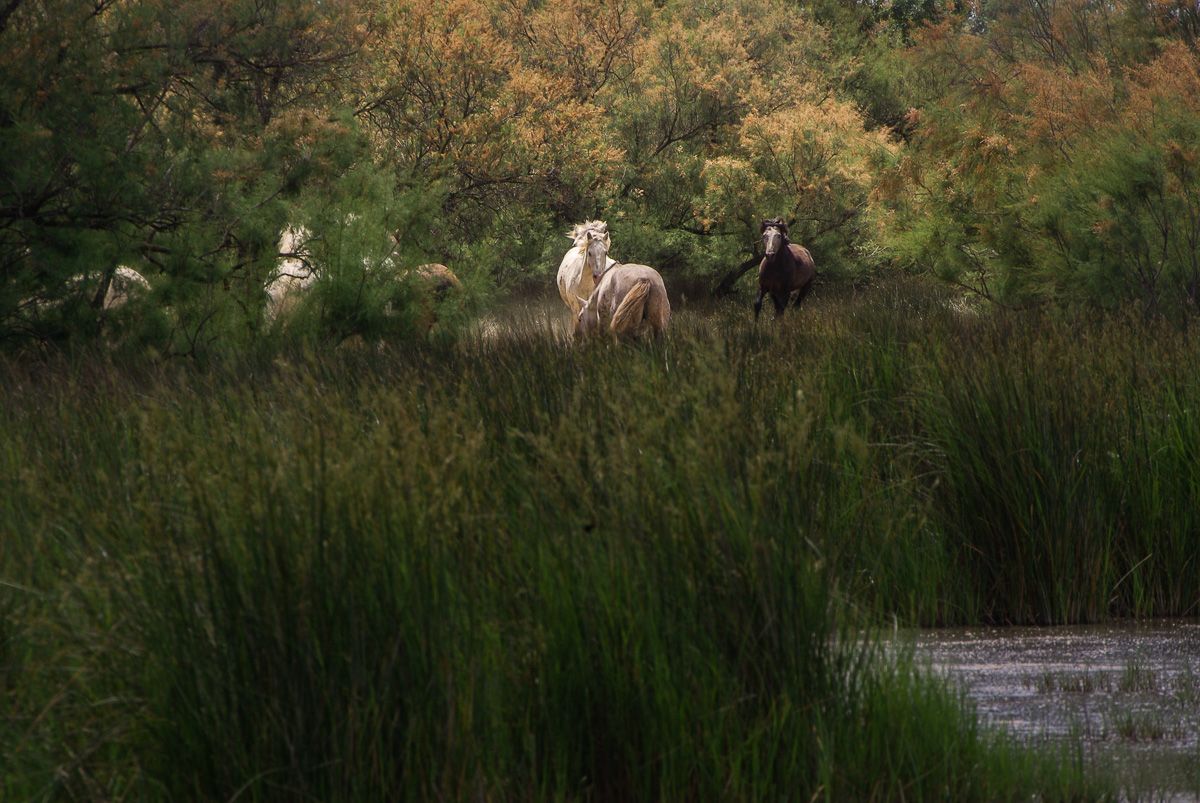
xmin=771 ymin=292 xmax=787 ymax=318
xmin=754 ymin=288 xmax=765 ymax=321
xmin=792 ymin=282 xmax=813 ymax=309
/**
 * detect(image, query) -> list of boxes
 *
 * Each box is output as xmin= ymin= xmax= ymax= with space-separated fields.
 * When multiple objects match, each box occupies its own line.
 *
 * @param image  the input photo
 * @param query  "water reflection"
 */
xmin=911 ymin=620 xmax=1200 ymax=798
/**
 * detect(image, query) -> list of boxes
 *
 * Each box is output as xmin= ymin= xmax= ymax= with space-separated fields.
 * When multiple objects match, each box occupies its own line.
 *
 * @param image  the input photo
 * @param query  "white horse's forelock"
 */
xmin=568 ymin=219 xmax=610 ymax=247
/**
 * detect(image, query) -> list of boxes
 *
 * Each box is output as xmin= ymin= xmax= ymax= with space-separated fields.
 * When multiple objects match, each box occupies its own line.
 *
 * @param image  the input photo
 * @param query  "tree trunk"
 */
xmin=91 ymin=265 xmax=116 ymax=310
xmin=712 ymin=253 xmax=761 ymax=296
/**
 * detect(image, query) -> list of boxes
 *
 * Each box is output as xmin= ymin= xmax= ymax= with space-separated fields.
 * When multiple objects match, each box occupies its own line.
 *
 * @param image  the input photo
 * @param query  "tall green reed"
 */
xmin=5 ymin=283 xmax=1183 ymax=798
xmin=917 ymin=311 xmax=1200 ymax=623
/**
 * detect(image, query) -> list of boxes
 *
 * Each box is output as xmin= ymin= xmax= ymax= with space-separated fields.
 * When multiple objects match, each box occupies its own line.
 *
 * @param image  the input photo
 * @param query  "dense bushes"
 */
xmin=9 ymin=0 xmax=1200 ymax=351
xmin=877 ymin=4 xmax=1200 ymax=316
xmin=0 ymin=0 xmax=907 ymax=351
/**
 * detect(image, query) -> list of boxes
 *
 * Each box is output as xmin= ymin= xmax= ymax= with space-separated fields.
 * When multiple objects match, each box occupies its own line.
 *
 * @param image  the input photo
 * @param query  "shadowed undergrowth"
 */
xmin=6 ymin=281 xmax=1194 ymax=799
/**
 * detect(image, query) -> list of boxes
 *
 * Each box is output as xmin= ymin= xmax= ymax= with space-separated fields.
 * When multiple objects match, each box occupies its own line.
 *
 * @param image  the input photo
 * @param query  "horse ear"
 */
xmin=760 ymin=220 xmax=768 ymax=232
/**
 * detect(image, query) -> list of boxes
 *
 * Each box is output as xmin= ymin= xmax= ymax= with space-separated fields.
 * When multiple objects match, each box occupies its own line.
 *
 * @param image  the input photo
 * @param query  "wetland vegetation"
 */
xmin=4 ymin=284 xmax=1199 ymax=799
xmin=5 ymin=0 xmax=1200 ymax=799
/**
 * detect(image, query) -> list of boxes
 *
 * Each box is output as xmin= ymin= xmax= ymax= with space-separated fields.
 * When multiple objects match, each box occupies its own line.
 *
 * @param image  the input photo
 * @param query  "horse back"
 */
xmin=416 ymin=263 xmax=461 ymax=291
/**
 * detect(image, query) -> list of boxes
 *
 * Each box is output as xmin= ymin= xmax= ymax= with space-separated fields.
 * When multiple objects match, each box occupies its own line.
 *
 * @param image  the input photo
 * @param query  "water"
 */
xmin=912 ymin=620 xmax=1200 ymax=799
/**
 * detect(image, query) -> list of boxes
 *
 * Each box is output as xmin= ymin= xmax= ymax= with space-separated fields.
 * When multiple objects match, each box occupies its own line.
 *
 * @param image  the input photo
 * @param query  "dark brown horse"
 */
xmin=755 ymin=218 xmax=815 ymax=320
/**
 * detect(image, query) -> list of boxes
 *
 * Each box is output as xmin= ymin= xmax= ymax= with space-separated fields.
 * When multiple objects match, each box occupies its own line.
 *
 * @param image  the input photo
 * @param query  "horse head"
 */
xmin=760 ymin=218 xmax=789 ymax=257
xmin=575 ymin=293 xmax=600 ymax=338
xmin=569 ymin=220 xmax=610 ymax=284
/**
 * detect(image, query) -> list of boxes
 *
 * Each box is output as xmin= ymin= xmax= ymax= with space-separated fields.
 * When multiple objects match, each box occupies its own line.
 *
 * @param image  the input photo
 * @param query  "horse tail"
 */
xmin=648 ymin=284 xmax=671 ymax=334
xmin=610 ymin=279 xmax=651 ymax=335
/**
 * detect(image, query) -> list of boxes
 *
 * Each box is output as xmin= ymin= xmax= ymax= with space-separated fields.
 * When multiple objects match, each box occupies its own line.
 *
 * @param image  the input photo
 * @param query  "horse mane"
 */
xmin=760 ymin=218 xmax=789 ymax=237
xmin=568 ymin=219 xmax=610 ymax=248
xmin=610 ymin=278 xmax=652 ymax=335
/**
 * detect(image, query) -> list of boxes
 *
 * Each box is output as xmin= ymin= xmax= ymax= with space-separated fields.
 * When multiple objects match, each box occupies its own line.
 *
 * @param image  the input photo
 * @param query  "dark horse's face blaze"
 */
xmin=761 ymin=218 xmax=788 ymax=257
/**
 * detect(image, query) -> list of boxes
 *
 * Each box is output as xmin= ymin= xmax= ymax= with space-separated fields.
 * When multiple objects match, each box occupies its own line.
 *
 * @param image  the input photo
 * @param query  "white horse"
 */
xmin=101 ymin=266 xmax=151 ymax=310
xmin=265 ymin=226 xmax=462 ymax=331
xmin=265 ymin=226 xmax=318 ymax=322
xmin=576 ymin=263 xmax=670 ymax=340
xmin=46 ymin=265 xmax=151 ymax=311
xmin=556 ymin=220 xmax=616 ymax=318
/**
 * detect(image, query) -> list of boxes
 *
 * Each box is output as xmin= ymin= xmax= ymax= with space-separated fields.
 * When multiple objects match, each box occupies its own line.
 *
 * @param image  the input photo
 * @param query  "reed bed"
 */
xmin=6 ymin=280 xmax=1193 ymax=799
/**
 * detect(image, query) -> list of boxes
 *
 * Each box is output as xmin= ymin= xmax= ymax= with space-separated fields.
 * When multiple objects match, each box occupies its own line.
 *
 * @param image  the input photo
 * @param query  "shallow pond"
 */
xmin=912 ymin=620 xmax=1200 ymax=799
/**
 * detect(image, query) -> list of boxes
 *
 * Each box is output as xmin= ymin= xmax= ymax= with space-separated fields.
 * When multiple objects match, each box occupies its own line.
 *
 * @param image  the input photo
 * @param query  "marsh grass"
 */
xmin=1173 ymin=671 xmax=1199 ymax=706
xmin=1107 ymin=712 xmax=1181 ymax=743
xmin=4 ymin=280 xmax=1195 ymax=799
xmin=1118 ymin=663 xmax=1161 ymax=695
xmin=1028 ymin=670 xmax=1112 ymax=695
